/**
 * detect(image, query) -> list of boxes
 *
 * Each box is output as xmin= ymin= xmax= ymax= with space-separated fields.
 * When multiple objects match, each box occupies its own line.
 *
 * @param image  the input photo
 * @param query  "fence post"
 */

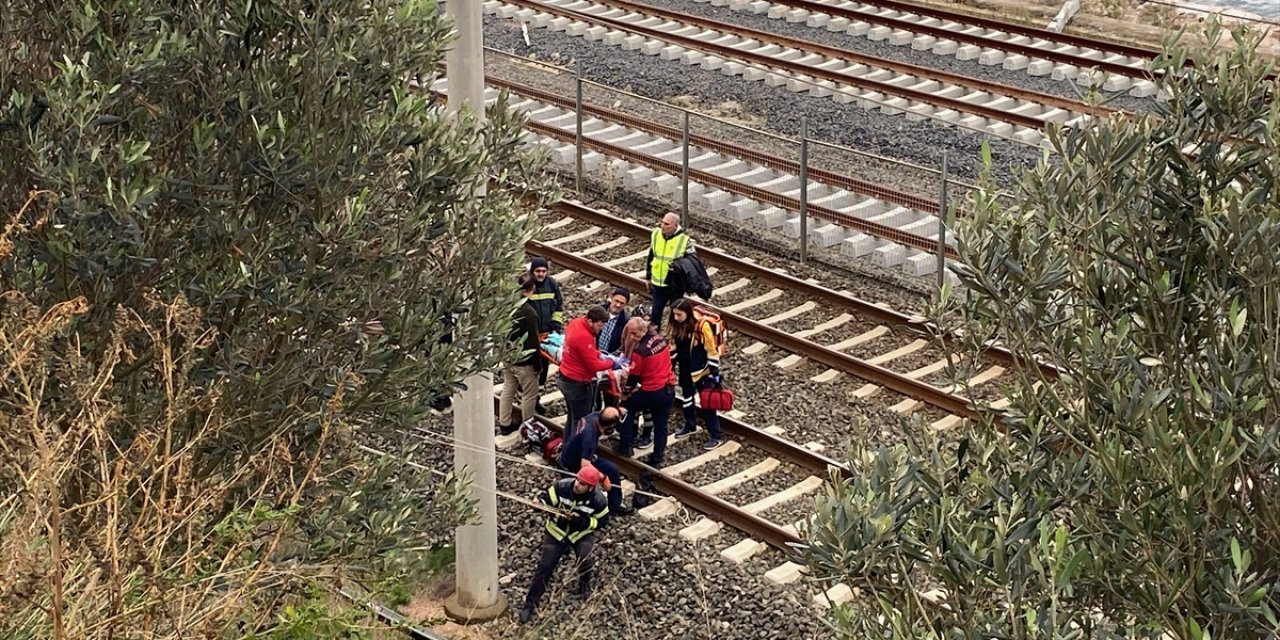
xmin=799 ymin=117 xmax=810 ymax=263
xmin=574 ymin=61 xmax=584 ymax=195
xmin=936 ymin=152 xmax=949 ymax=290
xmin=681 ymin=109 xmax=690 ymax=226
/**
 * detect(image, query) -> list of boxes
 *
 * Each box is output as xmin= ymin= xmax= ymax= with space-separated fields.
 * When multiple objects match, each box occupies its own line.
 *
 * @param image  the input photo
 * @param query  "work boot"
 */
xmin=635 ymin=434 xmax=653 ymax=449
xmin=518 ymin=607 xmax=534 ymax=624
xmin=615 ymin=447 xmax=634 ymax=457
xmin=641 ymin=453 xmax=663 ymax=468
xmin=498 ymin=423 xmax=519 ymax=436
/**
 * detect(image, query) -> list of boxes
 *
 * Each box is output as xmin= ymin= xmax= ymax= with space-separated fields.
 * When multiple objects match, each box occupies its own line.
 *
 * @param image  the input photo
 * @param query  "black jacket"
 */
xmin=540 ymin=477 xmax=609 ymax=543
xmin=596 ymin=303 xmax=628 ymax=354
xmin=510 ymin=300 xmax=541 ymax=367
xmin=529 ymin=276 xmax=564 ymax=332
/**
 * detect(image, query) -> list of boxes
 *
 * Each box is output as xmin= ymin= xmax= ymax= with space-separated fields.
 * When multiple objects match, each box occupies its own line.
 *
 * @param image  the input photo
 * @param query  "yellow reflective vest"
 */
xmin=541 ymin=477 xmax=608 ymax=543
xmin=648 ymin=229 xmax=690 ymax=287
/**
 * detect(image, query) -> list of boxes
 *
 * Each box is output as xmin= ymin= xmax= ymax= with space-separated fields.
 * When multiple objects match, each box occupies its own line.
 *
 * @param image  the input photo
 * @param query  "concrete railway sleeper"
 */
xmin=429 ymin=76 xmax=956 ymax=276
xmin=526 ymin=238 xmax=987 ymax=420
xmin=487 ymin=0 xmax=1115 ymax=144
xmin=430 ymin=77 xmax=963 ymax=281
xmin=553 ymin=200 xmax=1055 ymax=379
xmin=421 ymin=198 xmax=1030 ymax=613
xmin=711 ymin=0 xmax=1162 ymax=93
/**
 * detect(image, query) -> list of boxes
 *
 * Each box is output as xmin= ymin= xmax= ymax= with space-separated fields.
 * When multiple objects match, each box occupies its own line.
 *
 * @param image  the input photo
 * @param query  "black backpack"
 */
xmin=671 ymin=254 xmax=714 ymax=300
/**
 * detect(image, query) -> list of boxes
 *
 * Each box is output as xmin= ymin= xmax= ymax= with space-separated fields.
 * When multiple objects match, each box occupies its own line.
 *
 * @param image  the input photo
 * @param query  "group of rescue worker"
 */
xmin=502 ymin=212 xmax=728 ymax=624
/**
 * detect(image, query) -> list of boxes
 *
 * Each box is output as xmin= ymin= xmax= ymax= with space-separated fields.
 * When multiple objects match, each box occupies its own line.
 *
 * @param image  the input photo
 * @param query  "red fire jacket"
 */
xmin=624 ymin=330 xmax=676 ymax=393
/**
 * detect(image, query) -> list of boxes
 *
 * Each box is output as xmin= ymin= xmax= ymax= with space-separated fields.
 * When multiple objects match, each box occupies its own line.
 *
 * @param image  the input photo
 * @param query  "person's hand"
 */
xmin=610 ymin=357 xmax=625 ymax=370
xmin=709 ymin=373 xmax=722 ymax=385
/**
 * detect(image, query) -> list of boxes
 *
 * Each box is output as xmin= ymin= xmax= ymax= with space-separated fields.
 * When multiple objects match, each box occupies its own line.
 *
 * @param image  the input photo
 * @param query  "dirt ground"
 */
xmin=400 ymin=576 xmax=499 ymax=640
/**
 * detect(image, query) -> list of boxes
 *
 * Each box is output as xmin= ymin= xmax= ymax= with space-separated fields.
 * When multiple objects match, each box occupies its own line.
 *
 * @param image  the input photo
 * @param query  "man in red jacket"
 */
xmin=558 ymin=306 xmax=623 ymax=431
xmin=616 ymin=318 xmax=676 ymax=467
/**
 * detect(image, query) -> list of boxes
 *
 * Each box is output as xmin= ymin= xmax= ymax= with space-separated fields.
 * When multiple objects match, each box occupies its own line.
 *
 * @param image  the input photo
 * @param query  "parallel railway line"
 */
xmin=471 ymin=198 xmax=1031 ymax=606
xmin=429 ymin=72 xmax=960 ymax=277
xmin=727 ymin=0 xmax=1164 ymax=90
xmin=487 ymin=0 xmax=1122 ymax=144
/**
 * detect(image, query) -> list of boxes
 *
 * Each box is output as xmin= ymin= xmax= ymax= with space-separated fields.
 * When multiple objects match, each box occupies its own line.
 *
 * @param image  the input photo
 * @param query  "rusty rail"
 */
xmin=526 ymin=118 xmax=957 ymax=257
xmin=528 ymin=238 xmax=983 ymax=420
xmin=773 ymin=0 xmax=1156 ymax=79
xmin=509 ymin=0 xmax=1115 ymax=128
xmin=553 ymin=200 xmax=1054 ymax=378
xmin=534 ymin=414 xmax=803 ymax=550
xmin=487 ymin=74 xmax=945 ymax=214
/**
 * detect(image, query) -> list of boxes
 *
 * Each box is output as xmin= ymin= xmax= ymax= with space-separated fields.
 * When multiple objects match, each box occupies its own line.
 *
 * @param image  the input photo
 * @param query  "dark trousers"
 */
xmin=560 ymin=456 xmax=623 ymax=514
xmin=679 ymin=374 xmax=722 ymax=440
xmin=649 ymin=285 xmax=672 ymax=330
xmin=523 ymin=530 xmax=594 ymax=611
xmin=559 ymin=377 xmax=595 ymax=434
xmin=622 ymin=386 xmax=674 ymax=464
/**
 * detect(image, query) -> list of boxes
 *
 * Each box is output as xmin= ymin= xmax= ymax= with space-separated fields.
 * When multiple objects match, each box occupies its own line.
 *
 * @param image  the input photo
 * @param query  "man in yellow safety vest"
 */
xmin=645 ymin=212 xmax=694 ymax=330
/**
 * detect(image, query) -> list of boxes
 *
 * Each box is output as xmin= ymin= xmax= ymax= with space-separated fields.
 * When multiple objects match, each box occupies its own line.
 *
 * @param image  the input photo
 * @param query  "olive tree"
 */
xmin=801 ymin=24 xmax=1279 ymax=639
xmin=0 ymin=0 xmax=557 ymax=637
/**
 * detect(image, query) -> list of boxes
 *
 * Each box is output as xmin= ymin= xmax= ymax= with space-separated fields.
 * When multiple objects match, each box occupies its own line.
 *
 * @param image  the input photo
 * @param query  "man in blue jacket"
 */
xmin=558 ymin=407 xmax=630 ymax=518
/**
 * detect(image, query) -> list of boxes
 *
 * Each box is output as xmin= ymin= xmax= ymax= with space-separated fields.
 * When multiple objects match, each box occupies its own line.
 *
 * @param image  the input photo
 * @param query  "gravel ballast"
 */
xmin=630 ymin=0 xmax=1156 ymax=113
xmin=484 ymin=14 xmax=1042 ymax=181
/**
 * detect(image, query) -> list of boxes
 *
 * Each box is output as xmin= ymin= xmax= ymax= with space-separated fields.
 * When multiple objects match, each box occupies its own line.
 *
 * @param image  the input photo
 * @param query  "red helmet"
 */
xmin=576 ymin=463 xmax=604 ymax=487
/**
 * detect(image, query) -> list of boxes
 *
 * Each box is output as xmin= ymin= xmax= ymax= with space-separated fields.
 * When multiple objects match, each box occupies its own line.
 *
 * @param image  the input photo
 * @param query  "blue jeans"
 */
xmin=621 ymin=386 xmax=674 ymax=463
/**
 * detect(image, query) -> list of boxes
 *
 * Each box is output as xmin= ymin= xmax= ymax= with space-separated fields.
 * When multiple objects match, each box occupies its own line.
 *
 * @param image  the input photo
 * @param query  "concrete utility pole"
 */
xmin=442 ymin=0 xmax=507 ymax=624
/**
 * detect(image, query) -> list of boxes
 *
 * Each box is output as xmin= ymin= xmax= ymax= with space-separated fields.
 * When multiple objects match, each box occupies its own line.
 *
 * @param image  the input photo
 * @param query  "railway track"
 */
xmin=715 ymin=0 xmax=1164 ymax=93
xmin=477 ymin=198 xmax=1033 ymax=606
xmin=486 ymin=0 xmax=1123 ymax=145
xmin=429 ymin=71 xmax=960 ymax=279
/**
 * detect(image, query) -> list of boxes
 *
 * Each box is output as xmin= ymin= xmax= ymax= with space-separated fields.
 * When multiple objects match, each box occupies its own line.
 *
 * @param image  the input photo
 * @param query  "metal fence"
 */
xmin=484 ymin=48 xmax=986 ymax=288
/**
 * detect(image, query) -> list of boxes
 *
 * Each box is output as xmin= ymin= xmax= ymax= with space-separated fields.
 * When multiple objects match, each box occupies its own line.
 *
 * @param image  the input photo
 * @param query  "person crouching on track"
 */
xmin=616 ymin=318 xmax=675 ymax=467
xmin=558 ymin=407 xmax=631 ymax=518
xmin=668 ymin=298 xmax=724 ymax=450
xmin=518 ymin=464 xmax=610 ymax=625
xmin=559 ymin=306 xmax=625 ymax=432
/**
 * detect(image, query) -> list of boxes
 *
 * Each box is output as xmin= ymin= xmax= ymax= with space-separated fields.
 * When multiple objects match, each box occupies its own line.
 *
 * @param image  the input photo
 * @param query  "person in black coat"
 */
xmin=529 ymin=256 xmax=564 ymax=396
xmin=499 ymin=273 xmax=542 ymax=434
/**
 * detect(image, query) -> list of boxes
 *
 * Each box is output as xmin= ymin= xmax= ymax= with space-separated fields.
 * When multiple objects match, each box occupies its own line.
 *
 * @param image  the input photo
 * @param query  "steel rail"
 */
xmin=505 ymin=0 xmax=1099 ymax=129
xmin=524 ymin=118 xmax=957 ymax=256
xmin=770 ymin=0 xmax=1155 ymax=79
xmin=828 ymin=0 xmax=1166 ymax=63
xmin=487 ymin=74 xmax=945 ymax=213
xmin=423 ymin=74 xmax=952 ymax=254
xmin=570 ymin=0 xmax=1119 ymax=117
xmin=552 ymin=200 xmax=1055 ymax=378
xmin=527 ymin=239 xmax=983 ymax=419
xmin=533 ymin=414 xmax=803 ymax=550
